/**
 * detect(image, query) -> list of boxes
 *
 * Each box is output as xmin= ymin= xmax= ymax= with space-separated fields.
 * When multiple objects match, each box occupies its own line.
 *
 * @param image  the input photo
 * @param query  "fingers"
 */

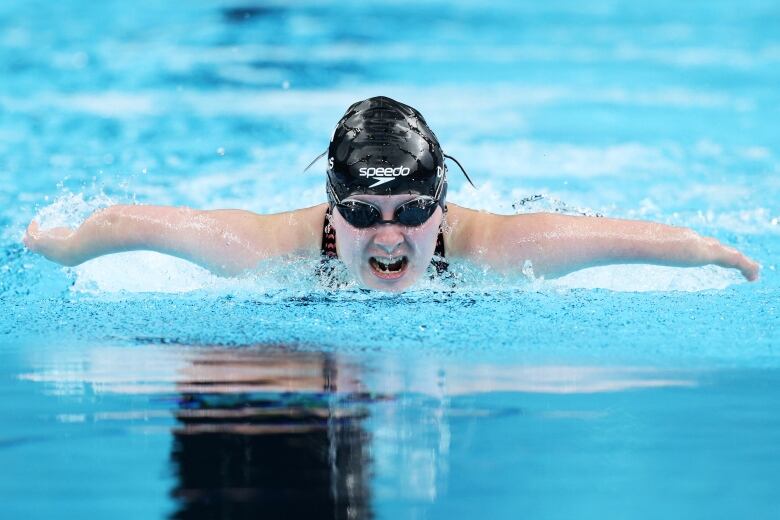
xmin=727 ymin=248 xmax=760 ymax=282
xmin=22 ymin=221 xmax=76 ymax=264
xmin=26 ymin=220 xmax=40 ymax=236
xmin=740 ymin=257 xmax=760 ymax=282
xmin=712 ymin=242 xmax=760 ymax=282
xmin=22 ymin=220 xmax=40 ymax=249
xmin=731 ymin=250 xmax=760 ymax=282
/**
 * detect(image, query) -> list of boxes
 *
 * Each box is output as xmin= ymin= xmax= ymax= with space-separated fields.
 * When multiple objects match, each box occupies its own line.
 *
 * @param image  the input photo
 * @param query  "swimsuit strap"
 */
xmin=321 ymin=208 xmax=338 ymax=259
xmin=320 ymin=207 xmax=448 ymax=274
xmin=431 ymin=227 xmax=448 ymax=275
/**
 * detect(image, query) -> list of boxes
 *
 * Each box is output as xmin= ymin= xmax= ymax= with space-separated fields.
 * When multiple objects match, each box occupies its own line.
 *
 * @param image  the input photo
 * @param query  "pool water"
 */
xmin=1 ymin=0 xmax=779 ymax=518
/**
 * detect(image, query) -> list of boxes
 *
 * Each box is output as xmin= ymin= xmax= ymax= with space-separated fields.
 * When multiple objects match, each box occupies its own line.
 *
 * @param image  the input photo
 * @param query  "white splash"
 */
xmin=551 ymin=264 xmax=745 ymax=292
xmin=35 ymin=191 xmax=115 ymax=229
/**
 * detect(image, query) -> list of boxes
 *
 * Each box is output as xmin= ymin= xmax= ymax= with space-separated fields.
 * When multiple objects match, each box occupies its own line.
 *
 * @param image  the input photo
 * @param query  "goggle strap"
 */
xmin=304 ymin=150 xmax=328 ymax=172
xmin=443 ymin=153 xmax=476 ymax=188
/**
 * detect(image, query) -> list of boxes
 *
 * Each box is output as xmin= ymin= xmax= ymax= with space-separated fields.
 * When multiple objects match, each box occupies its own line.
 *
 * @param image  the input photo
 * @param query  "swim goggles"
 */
xmin=327 ymin=182 xmax=443 ymax=228
xmin=336 ymin=196 xmax=440 ymax=228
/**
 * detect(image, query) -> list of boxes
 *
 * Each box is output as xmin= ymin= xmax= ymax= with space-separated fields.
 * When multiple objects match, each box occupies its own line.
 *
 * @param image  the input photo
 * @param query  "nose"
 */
xmin=373 ymin=224 xmax=404 ymax=254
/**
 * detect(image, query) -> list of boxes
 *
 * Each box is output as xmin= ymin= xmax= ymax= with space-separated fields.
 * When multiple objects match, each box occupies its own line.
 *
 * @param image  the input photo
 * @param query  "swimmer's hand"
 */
xmin=23 ymin=221 xmax=80 ymax=265
xmin=706 ymin=239 xmax=760 ymax=281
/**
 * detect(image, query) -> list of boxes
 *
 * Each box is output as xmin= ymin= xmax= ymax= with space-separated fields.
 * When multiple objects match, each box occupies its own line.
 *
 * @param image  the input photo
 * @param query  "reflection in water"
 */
xmin=169 ymin=349 xmax=372 ymax=519
xmin=17 ymin=343 xmax=700 ymax=518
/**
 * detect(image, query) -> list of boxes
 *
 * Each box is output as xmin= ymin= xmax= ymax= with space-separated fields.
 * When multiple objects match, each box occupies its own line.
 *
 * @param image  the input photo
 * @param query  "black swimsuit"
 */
xmin=320 ymin=207 xmax=448 ymax=275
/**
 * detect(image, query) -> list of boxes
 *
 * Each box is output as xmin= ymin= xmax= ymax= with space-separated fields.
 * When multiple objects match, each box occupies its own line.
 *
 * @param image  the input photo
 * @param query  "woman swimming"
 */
xmin=23 ymin=96 xmax=760 ymax=292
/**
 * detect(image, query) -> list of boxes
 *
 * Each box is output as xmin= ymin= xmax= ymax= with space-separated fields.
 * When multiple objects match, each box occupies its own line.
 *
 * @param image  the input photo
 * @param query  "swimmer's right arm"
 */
xmin=448 ymin=206 xmax=760 ymax=281
xmin=23 ymin=204 xmax=325 ymax=276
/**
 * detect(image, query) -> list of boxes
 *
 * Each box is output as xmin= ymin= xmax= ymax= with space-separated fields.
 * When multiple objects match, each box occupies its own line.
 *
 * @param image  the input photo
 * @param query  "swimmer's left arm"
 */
xmin=450 ymin=207 xmax=760 ymax=281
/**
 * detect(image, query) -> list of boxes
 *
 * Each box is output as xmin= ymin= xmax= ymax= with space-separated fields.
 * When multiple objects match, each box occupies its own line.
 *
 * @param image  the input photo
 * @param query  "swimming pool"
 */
xmin=2 ymin=0 xmax=779 ymax=518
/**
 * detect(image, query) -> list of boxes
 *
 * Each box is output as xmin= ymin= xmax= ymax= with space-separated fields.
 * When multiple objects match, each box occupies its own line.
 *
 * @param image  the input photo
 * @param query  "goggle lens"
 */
xmin=336 ymin=201 xmax=382 ymax=228
xmin=395 ymin=198 xmax=438 ymax=226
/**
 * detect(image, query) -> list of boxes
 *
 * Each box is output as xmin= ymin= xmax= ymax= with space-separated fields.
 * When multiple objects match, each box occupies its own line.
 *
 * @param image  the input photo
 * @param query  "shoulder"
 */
xmin=443 ymin=203 xmax=494 ymax=257
xmin=443 ymin=204 xmax=549 ymax=258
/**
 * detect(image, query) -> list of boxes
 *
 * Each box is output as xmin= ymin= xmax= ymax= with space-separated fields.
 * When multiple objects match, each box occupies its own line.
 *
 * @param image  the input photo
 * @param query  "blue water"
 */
xmin=2 ymin=0 xmax=779 ymax=518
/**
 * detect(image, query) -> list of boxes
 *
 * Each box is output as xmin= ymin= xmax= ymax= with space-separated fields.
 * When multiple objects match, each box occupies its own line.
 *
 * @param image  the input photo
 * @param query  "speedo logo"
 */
xmin=359 ymin=166 xmax=411 ymax=188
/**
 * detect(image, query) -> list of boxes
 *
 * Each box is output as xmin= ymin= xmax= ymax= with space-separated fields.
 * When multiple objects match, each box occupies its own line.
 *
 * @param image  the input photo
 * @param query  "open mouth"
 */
xmin=369 ymin=256 xmax=409 ymax=279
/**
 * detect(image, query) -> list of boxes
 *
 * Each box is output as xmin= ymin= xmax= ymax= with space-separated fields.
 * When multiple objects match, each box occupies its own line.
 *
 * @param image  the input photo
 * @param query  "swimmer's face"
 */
xmin=330 ymin=194 xmax=444 ymax=293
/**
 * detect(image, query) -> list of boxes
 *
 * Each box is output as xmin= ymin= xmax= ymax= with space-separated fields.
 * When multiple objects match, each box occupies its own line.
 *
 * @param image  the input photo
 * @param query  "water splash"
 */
xmin=34 ymin=190 xmax=115 ymax=229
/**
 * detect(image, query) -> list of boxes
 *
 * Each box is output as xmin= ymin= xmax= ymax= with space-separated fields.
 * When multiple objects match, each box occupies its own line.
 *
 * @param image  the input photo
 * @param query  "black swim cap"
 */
xmin=326 ymin=96 xmax=447 ymax=204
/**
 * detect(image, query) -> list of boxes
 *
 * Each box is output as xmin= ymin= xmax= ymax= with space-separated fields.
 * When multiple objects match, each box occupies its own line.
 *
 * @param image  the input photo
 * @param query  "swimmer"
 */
xmin=23 ymin=96 xmax=760 ymax=292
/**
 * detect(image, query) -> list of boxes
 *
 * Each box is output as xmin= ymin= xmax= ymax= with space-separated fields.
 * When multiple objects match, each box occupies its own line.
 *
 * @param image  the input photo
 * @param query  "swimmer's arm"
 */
xmin=22 ymin=204 xmax=325 ymax=276
xmin=452 ymin=209 xmax=759 ymax=281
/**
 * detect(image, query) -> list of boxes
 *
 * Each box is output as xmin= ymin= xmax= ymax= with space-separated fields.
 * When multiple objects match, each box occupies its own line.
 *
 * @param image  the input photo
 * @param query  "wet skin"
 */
xmin=329 ymin=194 xmax=444 ymax=292
xmin=22 ymin=199 xmax=760 ymax=289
